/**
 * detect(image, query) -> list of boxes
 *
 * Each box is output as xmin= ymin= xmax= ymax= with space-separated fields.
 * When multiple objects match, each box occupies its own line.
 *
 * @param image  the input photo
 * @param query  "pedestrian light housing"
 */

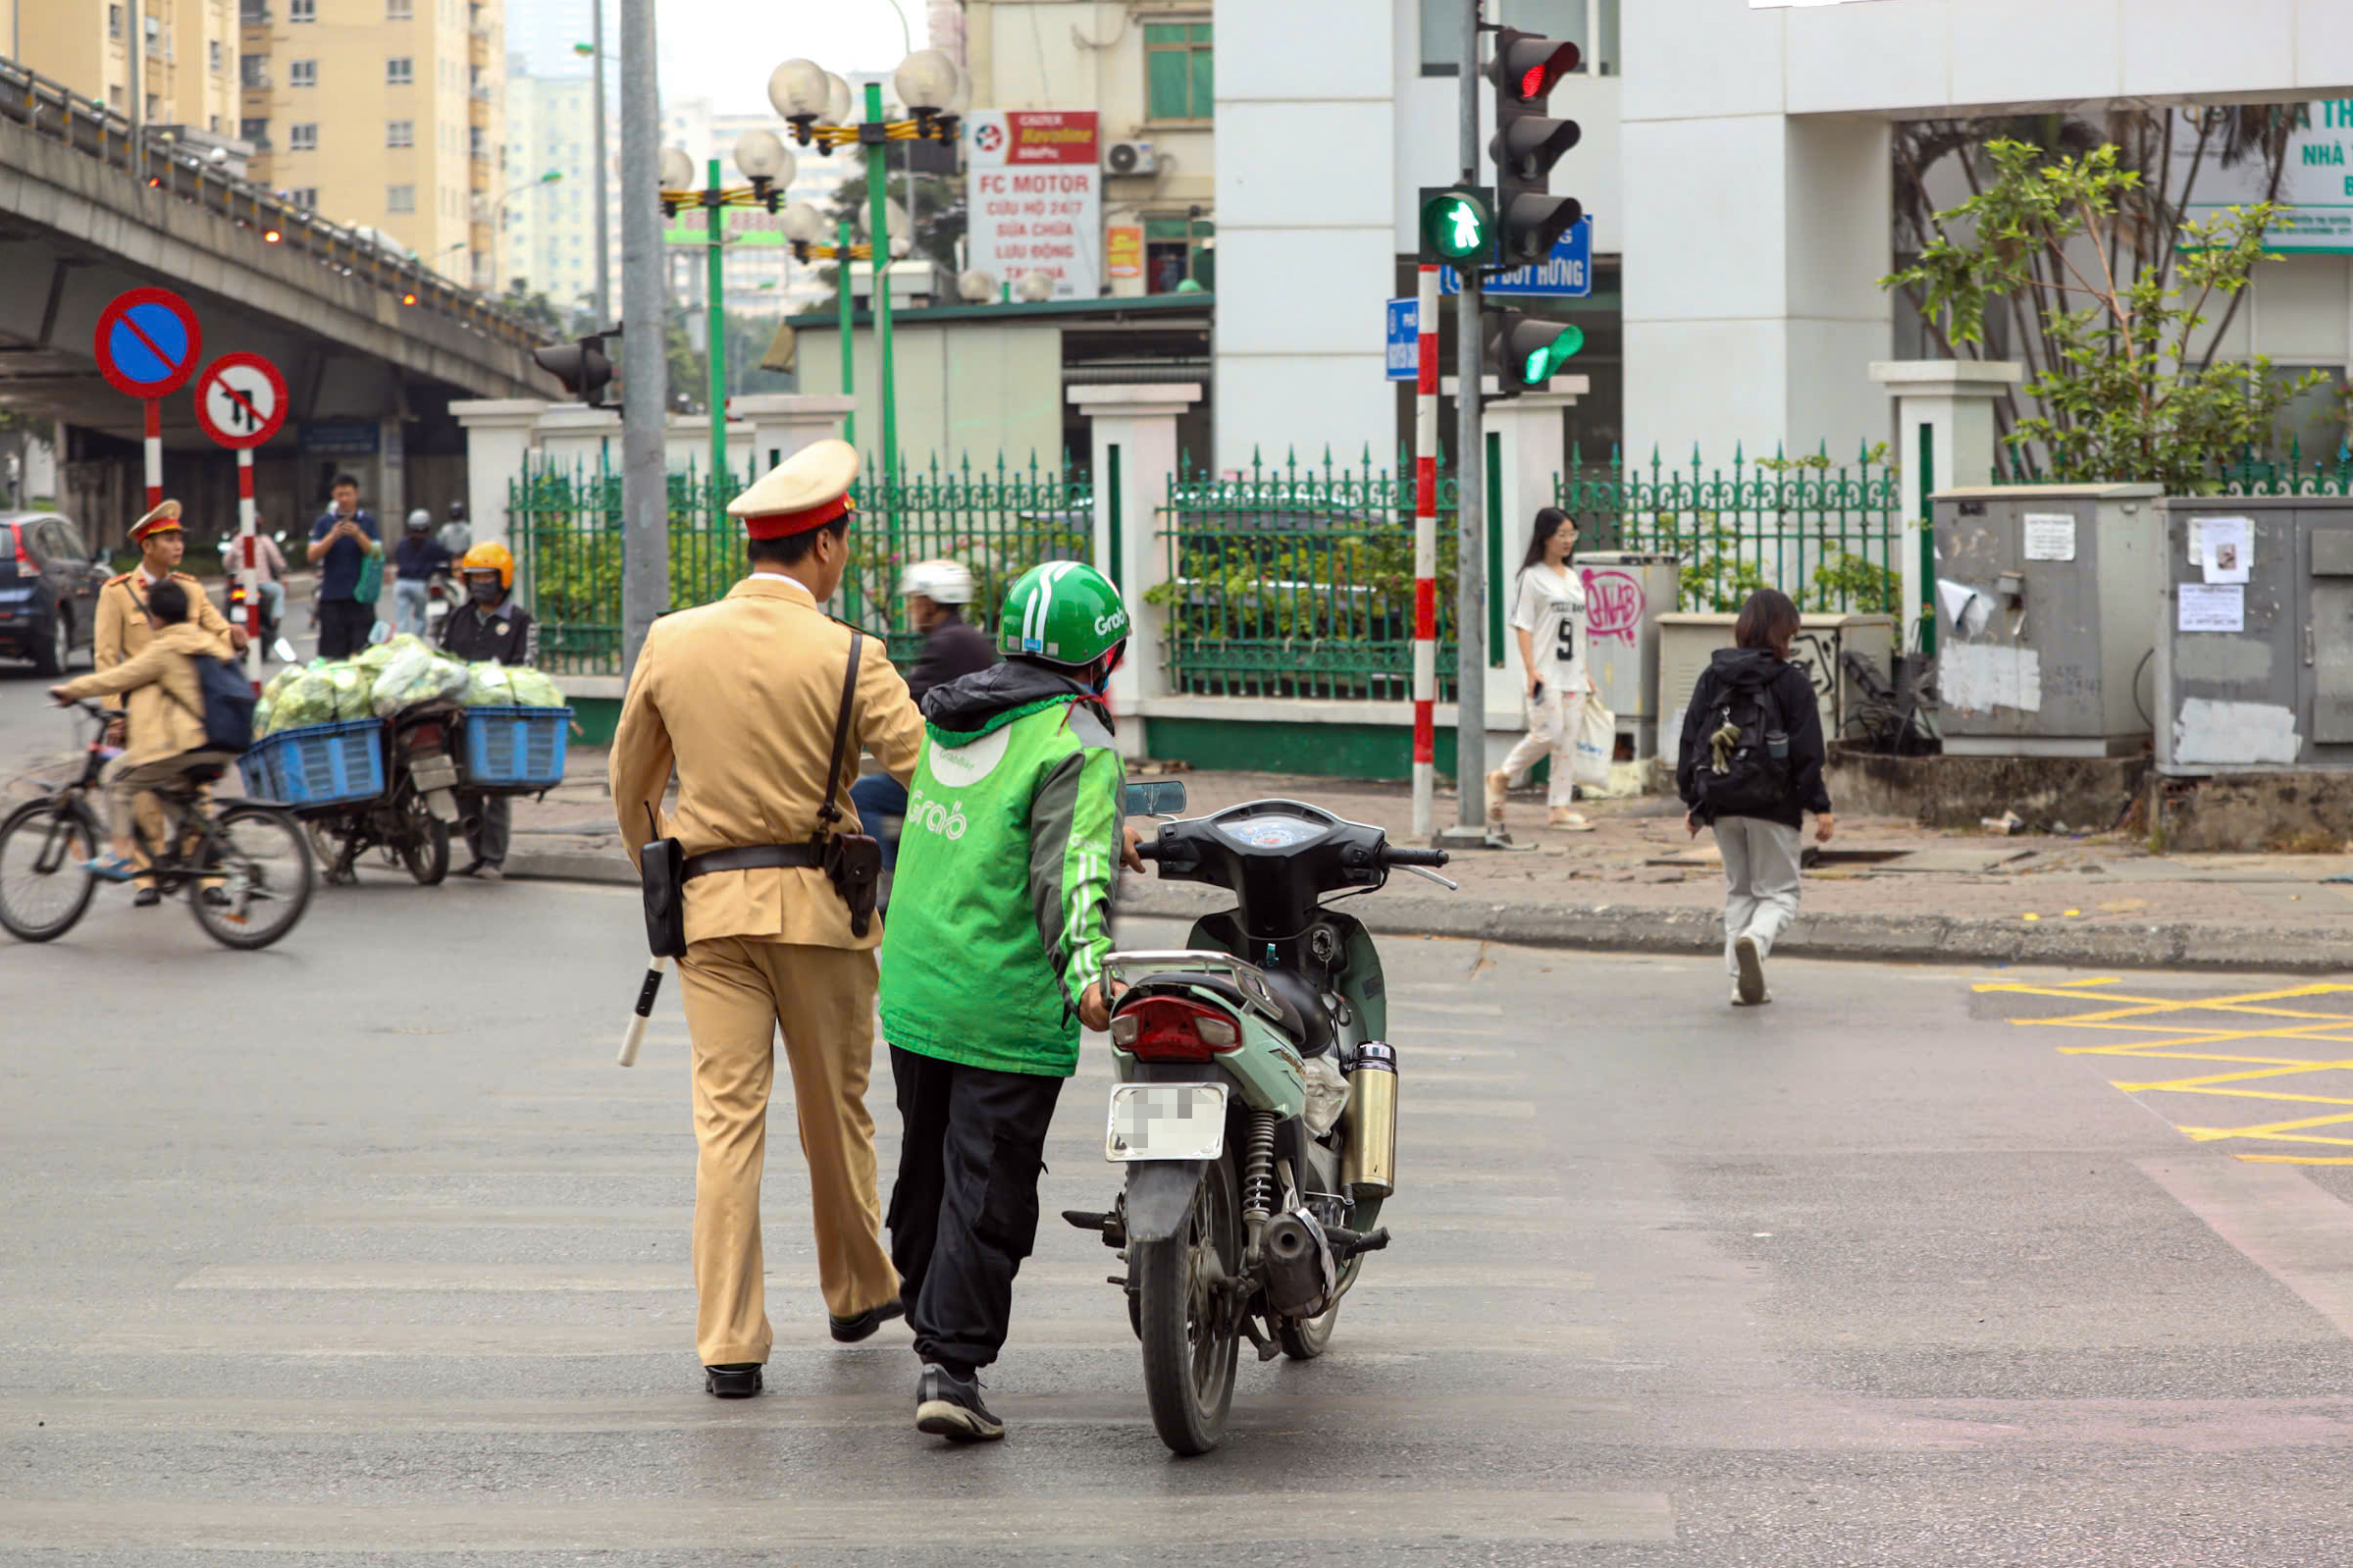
xmin=1421 ymin=186 xmax=1492 ymax=263
xmin=1486 ymin=310 xmax=1584 ymax=395
xmin=533 ymin=333 xmax=614 ymax=407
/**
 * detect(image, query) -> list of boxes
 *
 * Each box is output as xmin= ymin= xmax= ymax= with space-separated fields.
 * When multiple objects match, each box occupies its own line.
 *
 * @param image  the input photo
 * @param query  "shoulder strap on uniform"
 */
xmin=105 ymin=572 xmax=131 ymax=587
xmin=814 ymin=626 xmax=863 ymax=831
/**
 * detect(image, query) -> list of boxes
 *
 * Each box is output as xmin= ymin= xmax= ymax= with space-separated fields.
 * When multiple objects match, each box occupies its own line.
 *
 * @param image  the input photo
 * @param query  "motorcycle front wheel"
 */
xmin=1133 ymin=1156 xmax=1242 ymax=1456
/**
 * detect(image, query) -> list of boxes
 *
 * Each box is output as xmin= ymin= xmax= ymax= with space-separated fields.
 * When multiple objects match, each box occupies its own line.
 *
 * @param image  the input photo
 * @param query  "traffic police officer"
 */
xmin=94 ymin=500 xmax=244 ymax=906
xmin=609 ymin=439 xmax=926 ymax=1398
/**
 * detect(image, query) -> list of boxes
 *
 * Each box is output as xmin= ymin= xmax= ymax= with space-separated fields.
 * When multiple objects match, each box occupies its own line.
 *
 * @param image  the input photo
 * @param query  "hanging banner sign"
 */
xmin=2176 ymin=103 xmax=2353 ymax=254
xmin=967 ymin=110 xmax=1101 ymax=300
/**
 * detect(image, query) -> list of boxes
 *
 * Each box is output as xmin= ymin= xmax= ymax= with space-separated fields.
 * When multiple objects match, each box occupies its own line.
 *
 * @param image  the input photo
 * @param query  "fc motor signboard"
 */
xmin=967 ymin=110 xmax=1101 ymax=300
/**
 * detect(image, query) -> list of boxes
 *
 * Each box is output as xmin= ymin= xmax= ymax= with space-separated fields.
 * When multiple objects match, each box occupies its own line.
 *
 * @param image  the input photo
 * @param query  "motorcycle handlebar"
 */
xmin=1382 ymin=845 xmax=1450 ymax=868
xmin=1133 ymin=839 xmax=1162 ymax=861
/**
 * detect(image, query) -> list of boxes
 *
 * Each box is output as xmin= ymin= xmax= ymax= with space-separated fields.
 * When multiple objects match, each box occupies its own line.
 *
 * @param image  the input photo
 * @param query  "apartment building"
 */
xmin=502 ymin=63 xmax=615 ymax=319
xmin=15 ymin=0 xmax=241 ymax=135
xmin=237 ymin=0 xmax=507 ymax=289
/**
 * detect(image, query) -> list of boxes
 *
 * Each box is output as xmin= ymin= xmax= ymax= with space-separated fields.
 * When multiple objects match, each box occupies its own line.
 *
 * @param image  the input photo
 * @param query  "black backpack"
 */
xmin=1695 ymin=666 xmax=1791 ymax=819
xmin=174 ymin=654 xmax=257 ymax=755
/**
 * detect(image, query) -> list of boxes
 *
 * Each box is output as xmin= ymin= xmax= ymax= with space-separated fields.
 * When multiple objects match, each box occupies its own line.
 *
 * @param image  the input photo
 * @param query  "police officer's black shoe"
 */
xmin=828 ymin=1297 xmax=904 ymax=1343
xmin=704 ymin=1363 xmax=762 ymax=1398
xmin=131 ymin=887 xmax=161 ymax=908
xmin=915 ymin=1362 xmax=1004 ymax=1441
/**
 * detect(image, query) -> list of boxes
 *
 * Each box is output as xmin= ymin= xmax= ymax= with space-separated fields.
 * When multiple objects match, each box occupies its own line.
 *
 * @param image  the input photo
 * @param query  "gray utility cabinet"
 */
xmin=1658 ymin=611 xmax=1898 ymax=757
xmin=1932 ymin=484 xmax=2165 ymax=758
xmin=1577 ymin=551 xmax=1679 ymax=758
xmin=2154 ymin=496 xmax=2353 ymax=774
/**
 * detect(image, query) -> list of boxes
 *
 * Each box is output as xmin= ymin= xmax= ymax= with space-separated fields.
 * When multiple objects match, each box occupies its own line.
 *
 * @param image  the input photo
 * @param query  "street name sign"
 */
xmin=1386 ymin=297 xmax=1419 ymax=382
xmin=1439 ymin=216 xmax=1594 ymax=297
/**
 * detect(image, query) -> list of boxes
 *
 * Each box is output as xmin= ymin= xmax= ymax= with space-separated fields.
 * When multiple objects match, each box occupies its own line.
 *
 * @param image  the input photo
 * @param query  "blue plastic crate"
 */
xmin=237 ymin=718 xmax=387 ymax=808
xmin=459 ymin=706 xmax=571 ymax=792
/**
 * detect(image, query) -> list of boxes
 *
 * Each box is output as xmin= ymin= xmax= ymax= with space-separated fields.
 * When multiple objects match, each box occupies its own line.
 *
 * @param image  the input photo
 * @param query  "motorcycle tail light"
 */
xmin=408 ymin=722 xmax=443 ymax=749
xmin=1117 ymin=996 xmax=1244 ymax=1063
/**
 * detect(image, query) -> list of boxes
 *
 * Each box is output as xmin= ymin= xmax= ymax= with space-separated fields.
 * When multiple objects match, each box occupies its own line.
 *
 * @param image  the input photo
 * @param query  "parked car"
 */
xmin=0 ymin=512 xmax=108 ymax=675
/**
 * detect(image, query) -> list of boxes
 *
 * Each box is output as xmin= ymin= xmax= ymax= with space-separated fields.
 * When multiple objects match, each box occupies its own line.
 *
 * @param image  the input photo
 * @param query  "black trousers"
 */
xmin=316 ymin=597 xmax=377 ymax=659
xmin=886 ymin=1045 xmax=1065 ymax=1372
xmin=458 ymin=791 xmax=509 ymax=866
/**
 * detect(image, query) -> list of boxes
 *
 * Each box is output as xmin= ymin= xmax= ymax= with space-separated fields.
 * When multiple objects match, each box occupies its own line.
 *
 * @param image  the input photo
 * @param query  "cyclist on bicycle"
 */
xmin=50 ymin=579 xmax=239 ymax=883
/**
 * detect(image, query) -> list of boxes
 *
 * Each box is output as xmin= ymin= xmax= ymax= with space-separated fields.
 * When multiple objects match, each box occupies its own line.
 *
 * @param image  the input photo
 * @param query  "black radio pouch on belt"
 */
xmin=814 ymin=629 xmax=884 ymax=938
xmin=639 ymin=803 xmax=687 ymax=959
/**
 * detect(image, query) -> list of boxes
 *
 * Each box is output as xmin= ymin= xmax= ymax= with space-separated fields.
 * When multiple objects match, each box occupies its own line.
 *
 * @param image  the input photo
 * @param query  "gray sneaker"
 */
xmin=915 ymin=1362 xmax=1005 ymax=1442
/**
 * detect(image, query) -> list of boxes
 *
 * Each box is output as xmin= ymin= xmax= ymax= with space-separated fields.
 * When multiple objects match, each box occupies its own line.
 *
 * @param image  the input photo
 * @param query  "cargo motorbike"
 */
xmin=302 ymin=702 xmax=466 ymax=886
xmin=1068 ymin=790 xmax=1454 ymax=1454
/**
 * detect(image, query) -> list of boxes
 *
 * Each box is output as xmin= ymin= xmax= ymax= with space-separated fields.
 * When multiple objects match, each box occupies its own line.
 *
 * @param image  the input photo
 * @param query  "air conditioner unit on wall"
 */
xmin=1104 ymin=140 xmax=1157 ymax=176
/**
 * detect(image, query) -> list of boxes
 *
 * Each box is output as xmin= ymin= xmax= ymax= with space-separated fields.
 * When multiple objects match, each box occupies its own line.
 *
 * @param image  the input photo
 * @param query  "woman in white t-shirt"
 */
xmin=1487 ymin=507 xmax=1595 ymax=831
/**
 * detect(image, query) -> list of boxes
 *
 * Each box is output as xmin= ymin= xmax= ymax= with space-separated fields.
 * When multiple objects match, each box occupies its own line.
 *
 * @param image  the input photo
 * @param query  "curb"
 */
xmin=503 ymin=850 xmax=2353 ymax=974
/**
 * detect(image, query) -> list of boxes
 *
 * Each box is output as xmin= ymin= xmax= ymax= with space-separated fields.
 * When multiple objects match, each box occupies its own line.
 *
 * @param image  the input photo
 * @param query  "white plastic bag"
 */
xmin=1573 ymin=694 xmax=1615 ymax=790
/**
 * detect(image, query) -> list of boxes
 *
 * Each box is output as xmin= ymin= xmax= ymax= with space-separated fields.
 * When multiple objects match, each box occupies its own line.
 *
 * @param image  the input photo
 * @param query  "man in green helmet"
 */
xmin=879 ymin=559 xmax=1142 ymax=1442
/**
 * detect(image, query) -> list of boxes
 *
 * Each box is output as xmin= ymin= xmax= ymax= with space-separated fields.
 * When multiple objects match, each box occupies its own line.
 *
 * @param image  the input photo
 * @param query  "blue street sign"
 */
xmin=1439 ymin=215 xmax=1594 ymax=298
xmin=1385 ymin=297 xmax=1418 ymax=382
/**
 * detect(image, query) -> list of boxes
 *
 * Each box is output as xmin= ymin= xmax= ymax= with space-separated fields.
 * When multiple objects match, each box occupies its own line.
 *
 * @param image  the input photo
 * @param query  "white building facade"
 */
xmin=502 ymin=61 xmax=619 ymax=319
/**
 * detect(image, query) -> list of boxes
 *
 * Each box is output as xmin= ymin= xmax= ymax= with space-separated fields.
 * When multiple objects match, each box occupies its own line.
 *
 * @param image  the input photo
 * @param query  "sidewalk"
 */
xmin=509 ymin=753 xmax=2353 ymax=973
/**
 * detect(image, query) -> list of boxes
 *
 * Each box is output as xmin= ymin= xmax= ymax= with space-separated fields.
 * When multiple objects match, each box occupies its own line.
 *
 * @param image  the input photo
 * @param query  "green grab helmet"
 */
xmin=998 ymin=560 xmax=1129 ymax=667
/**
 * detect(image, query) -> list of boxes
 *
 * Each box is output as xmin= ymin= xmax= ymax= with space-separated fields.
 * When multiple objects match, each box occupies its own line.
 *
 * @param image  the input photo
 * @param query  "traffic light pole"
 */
xmin=1449 ymin=0 xmax=1491 ymax=842
xmin=617 ymin=0 xmax=667 ymax=678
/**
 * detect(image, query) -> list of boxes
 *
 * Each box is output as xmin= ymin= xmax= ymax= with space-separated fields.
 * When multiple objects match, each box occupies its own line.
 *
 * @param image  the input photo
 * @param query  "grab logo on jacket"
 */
xmin=905 ymin=787 xmax=969 ymax=841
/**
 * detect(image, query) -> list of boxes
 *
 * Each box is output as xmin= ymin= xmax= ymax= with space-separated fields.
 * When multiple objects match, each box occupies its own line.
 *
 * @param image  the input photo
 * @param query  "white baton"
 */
xmin=619 ymin=956 xmax=667 ymax=1068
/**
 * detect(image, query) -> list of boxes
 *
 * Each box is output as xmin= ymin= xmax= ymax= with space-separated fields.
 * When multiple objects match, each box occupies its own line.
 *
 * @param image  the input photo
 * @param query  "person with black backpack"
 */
xmin=49 ymin=579 xmax=250 ymax=884
xmin=1675 ymin=589 xmax=1835 ymax=1007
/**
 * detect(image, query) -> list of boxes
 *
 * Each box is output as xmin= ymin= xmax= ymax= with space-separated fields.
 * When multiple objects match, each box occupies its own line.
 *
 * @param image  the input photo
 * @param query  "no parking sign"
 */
xmin=93 ymin=287 xmax=203 ymax=400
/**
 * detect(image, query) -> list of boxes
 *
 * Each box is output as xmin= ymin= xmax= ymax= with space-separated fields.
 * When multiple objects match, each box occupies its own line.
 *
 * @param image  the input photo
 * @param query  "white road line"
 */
xmin=2139 ymin=1156 xmax=2353 ymax=1340
xmin=174 ymin=1262 xmax=1593 ymax=1292
xmin=0 ymin=1491 xmax=1673 ymax=1552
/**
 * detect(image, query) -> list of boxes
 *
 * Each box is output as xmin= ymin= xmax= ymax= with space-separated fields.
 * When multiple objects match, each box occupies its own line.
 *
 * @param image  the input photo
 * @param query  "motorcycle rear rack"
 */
xmin=1104 ymin=949 xmax=1287 ymax=1028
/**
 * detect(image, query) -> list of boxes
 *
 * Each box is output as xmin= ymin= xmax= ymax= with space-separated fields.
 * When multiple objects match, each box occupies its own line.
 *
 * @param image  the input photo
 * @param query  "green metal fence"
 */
xmin=1558 ymin=443 xmax=1904 ymax=616
xmin=505 ymin=452 xmax=1092 ymax=675
xmin=1157 ymin=448 xmax=1462 ymax=703
xmin=846 ymin=453 xmax=1094 ymax=665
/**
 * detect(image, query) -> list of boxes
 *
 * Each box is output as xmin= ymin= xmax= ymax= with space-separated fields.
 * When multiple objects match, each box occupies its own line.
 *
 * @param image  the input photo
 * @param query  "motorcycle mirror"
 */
xmin=272 ymin=637 xmax=297 ymax=664
xmin=1121 ymin=779 xmax=1187 ymax=818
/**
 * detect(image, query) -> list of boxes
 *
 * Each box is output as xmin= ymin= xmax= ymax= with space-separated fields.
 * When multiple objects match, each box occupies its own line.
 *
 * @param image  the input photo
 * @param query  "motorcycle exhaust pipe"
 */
xmin=1262 ymin=1207 xmax=1336 ymax=1319
xmin=1340 ymin=1040 xmax=1397 ymax=1201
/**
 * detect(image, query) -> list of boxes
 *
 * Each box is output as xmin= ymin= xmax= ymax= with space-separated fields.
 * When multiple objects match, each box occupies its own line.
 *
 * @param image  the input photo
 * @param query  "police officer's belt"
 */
xmin=682 ymin=844 xmax=821 ymax=879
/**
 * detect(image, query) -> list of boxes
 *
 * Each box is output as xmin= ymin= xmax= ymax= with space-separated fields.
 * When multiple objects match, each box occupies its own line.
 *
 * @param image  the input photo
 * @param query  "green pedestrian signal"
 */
xmin=1421 ymin=186 xmax=1492 ymax=262
xmin=1486 ymin=310 xmax=1583 ymax=395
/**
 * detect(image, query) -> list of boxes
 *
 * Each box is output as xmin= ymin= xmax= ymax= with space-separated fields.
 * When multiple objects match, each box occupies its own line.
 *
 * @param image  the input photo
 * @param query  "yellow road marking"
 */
xmin=2236 ymin=1154 xmax=2353 ymax=1165
xmin=2114 ymin=1059 xmax=2353 ymax=1092
xmin=2181 ymin=1108 xmax=2353 ymax=1143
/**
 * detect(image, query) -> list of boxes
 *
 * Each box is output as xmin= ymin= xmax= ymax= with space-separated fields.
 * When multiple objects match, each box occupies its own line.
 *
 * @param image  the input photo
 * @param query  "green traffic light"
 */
xmin=1522 ymin=323 xmax=1586 ymax=384
xmin=1423 ymin=190 xmax=1491 ymax=261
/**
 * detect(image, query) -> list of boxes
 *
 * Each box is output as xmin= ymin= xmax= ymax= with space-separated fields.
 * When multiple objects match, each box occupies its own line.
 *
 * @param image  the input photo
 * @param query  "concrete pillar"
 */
xmin=661 ymin=416 xmax=756 ymax=484
xmin=449 ymin=398 xmax=548 ymax=549
xmin=376 ymin=417 xmax=406 ymax=531
xmin=1622 ymin=97 xmax=1892 ymax=467
xmin=1868 ymin=359 xmax=2021 ymax=645
xmin=733 ymin=393 xmax=857 ymax=477
xmin=1069 ymin=382 xmax=1203 ymax=757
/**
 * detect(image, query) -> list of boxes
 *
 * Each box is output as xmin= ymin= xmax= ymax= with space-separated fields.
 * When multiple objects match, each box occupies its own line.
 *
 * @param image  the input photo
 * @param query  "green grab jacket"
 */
xmin=879 ymin=661 xmax=1125 ymax=1078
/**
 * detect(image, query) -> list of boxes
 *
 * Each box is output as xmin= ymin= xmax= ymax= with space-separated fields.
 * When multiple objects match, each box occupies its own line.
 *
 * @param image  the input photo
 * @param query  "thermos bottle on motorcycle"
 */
xmin=1073 ymin=789 xmax=1452 ymax=1455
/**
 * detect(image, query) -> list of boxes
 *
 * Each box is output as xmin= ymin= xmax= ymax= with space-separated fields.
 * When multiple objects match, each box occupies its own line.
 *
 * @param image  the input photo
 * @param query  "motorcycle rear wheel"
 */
xmin=1133 ymin=1156 xmax=1241 ymax=1456
xmin=397 ymin=797 xmax=450 ymax=886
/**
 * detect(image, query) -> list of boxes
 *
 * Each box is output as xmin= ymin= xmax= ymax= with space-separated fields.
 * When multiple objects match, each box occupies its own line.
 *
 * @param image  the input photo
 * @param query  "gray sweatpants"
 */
xmin=1713 ymin=815 xmax=1802 ymax=975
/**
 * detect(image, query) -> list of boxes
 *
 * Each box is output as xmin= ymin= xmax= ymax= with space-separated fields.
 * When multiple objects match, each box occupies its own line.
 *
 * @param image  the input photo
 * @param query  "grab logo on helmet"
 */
xmin=1095 ymin=609 xmax=1127 ymax=635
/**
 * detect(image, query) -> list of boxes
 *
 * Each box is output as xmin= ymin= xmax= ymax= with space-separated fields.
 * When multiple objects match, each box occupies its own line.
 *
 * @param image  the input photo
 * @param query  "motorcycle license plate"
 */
xmin=410 ymin=757 xmax=458 ymax=792
xmin=1105 ymin=1082 xmax=1227 ymax=1162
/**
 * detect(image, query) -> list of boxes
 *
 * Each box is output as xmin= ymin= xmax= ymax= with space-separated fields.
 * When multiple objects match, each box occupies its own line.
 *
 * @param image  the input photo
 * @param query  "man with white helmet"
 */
xmin=850 ymin=559 xmax=997 ymax=873
xmin=392 ymin=507 xmax=452 ymax=638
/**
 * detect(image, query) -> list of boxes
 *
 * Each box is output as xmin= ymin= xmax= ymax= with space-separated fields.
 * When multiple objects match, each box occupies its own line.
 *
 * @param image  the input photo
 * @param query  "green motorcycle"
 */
xmin=1067 ymin=793 xmax=1454 ymax=1454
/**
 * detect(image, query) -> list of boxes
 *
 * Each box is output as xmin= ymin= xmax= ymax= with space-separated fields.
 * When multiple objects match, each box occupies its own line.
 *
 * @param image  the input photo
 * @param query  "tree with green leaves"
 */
xmin=1883 ymin=138 xmax=2324 ymax=494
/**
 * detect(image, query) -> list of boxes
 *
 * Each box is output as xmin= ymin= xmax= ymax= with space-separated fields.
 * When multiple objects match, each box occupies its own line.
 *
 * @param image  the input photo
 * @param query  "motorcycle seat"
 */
xmin=1121 ymin=968 xmax=1332 ymax=1057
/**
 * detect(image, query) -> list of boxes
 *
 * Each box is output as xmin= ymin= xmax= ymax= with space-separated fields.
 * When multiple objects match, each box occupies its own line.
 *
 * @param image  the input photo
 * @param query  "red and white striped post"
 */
xmin=1411 ymin=262 xmax=1439 ymax=841
xmin=142 ymin=398 xmax=163 ymax=511
xmin=236 ymin=447 xmax=261 ymax=690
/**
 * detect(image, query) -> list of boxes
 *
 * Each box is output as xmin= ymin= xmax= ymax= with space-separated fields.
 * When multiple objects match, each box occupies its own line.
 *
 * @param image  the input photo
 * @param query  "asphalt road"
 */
xmin=8 ymin=777 xmax=2353 ymax=1568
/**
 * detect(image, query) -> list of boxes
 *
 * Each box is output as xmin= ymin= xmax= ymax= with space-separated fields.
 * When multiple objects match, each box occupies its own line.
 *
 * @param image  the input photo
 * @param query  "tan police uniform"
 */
xmin=93 ymin=502 xmax=236 ymax=883
xmin=609 ymin=440 xmax=926 ymax=1370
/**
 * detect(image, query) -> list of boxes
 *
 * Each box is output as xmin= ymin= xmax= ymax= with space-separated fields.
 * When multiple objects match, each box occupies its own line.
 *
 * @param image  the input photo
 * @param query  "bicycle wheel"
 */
xmin=0 ymin=797 xmax=100 ymax=943
xmin=190 ymin=806 xmax=314 ymax=950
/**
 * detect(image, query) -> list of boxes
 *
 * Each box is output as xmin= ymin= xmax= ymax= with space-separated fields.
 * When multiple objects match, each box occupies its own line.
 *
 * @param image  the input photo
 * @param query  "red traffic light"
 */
xmin=1489 ymin=28 xmax=1579 ymax=104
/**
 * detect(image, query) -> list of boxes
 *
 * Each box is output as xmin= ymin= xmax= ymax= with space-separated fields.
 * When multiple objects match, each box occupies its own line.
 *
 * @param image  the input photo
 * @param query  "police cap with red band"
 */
xmin=728 ymin=438 xmax=860 ymax=540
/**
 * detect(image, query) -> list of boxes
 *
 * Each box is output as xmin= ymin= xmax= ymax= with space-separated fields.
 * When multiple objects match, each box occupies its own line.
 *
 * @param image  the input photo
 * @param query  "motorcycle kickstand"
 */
xmin=1236 ymin=1312 xmax=1281 ymax=1363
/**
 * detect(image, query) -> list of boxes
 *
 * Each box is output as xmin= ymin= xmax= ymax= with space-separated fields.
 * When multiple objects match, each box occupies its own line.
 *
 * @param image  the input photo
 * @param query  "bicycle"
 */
xmin=0 ymin=701 xmax=315 ymax=949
